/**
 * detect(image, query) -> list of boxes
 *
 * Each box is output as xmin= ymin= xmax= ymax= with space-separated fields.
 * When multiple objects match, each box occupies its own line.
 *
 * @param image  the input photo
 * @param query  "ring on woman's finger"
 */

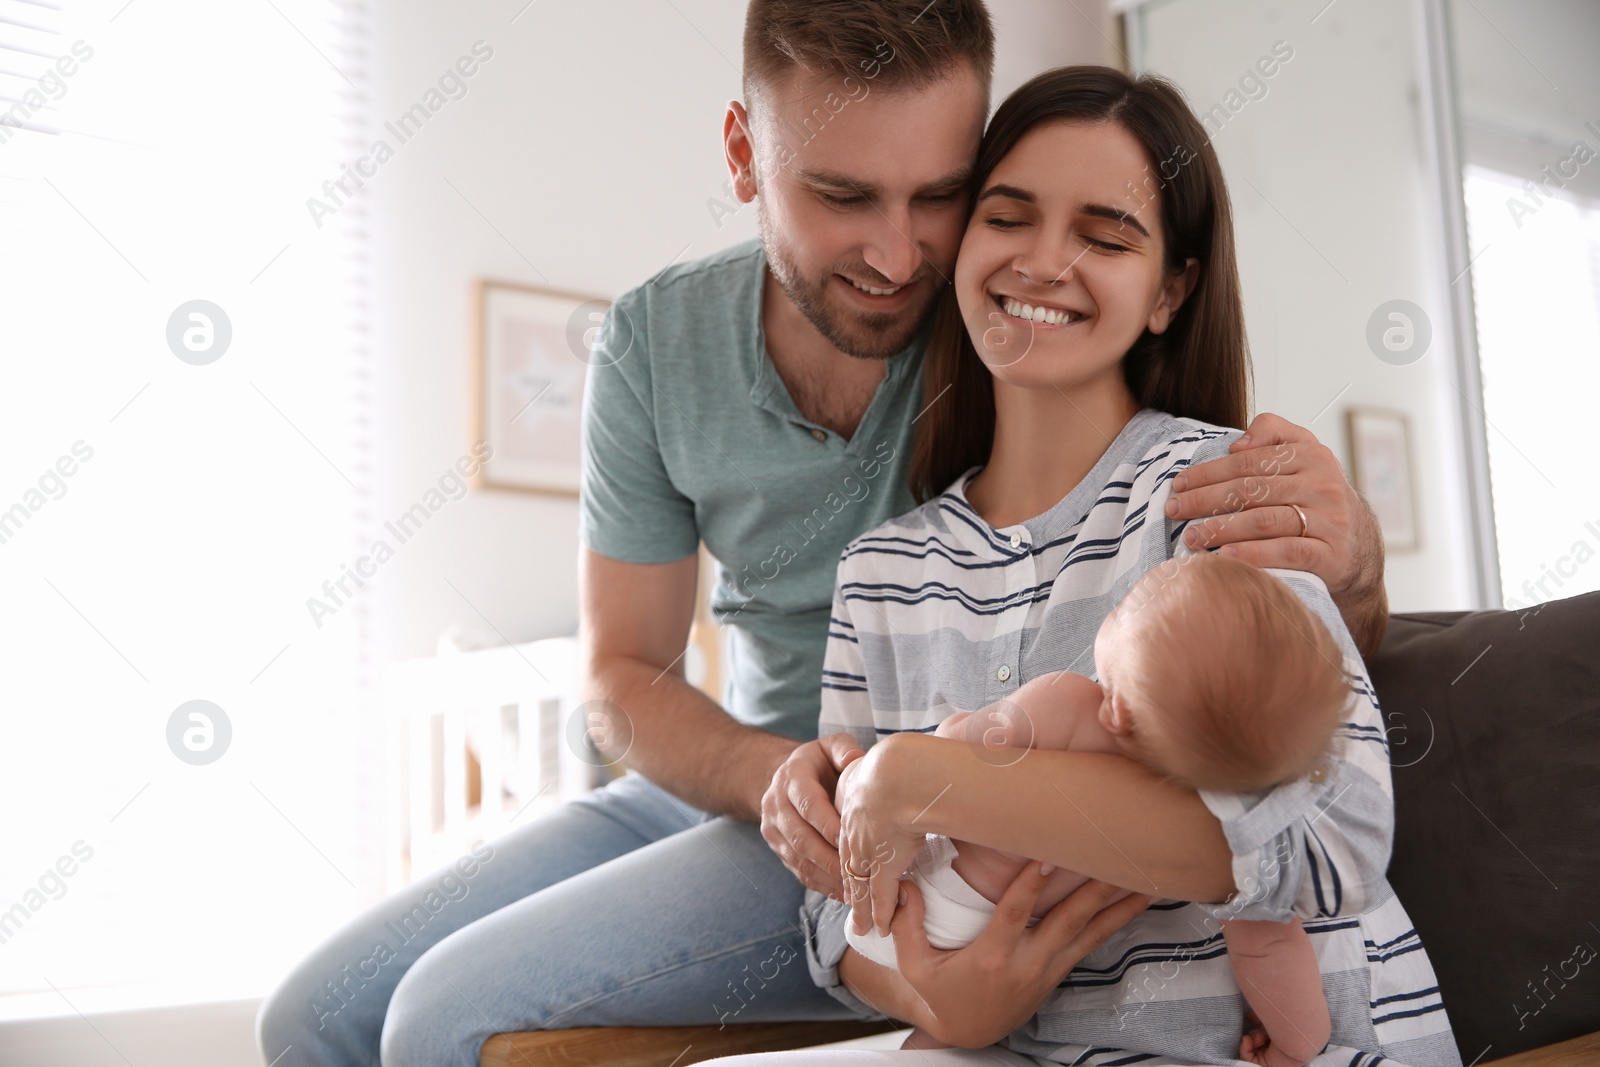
xmin=843 ymin=860 xmax=872 ymax=881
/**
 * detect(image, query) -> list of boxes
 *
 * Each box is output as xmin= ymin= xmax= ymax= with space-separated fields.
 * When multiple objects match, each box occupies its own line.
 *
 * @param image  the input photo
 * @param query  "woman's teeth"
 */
xmin=1001 ymin=296 xmax=1080 ymax=325
xmin=849 ymin=278 xmax=904 ymax=296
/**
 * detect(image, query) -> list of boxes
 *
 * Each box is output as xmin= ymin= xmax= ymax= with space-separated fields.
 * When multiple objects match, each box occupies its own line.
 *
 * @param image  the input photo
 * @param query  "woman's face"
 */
xmin=953 ymin=119 xmax=1198 ymax=392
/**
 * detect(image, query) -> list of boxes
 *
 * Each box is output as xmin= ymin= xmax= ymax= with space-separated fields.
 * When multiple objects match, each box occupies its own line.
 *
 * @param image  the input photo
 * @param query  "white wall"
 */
xmin=1135 ymin=0 xmax=1479 ymax=611
xmin=0 ymin=999 xmax=260 ymax=1067
xmin=364 ymin=0 xmax=1111 ymax=665
xmin=365 ymin=0 xmax=1489 ymax=667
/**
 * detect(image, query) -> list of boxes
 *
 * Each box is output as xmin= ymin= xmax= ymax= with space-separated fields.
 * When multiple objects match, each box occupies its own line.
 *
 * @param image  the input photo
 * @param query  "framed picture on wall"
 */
xmin=474 ymin=279 xmax=617 ymax=496
xmin=1346 ymin=407 xmax=1419 ymax=552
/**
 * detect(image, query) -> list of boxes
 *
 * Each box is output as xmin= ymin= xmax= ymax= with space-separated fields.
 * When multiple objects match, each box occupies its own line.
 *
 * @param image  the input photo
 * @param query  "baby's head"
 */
xmin=1092 ymin=552 xmax=1349 ymax=793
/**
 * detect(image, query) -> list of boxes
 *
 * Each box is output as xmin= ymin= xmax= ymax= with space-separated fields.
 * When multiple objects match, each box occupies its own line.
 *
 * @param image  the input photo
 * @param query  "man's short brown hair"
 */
xmin=742 ymin=0 xmax=995 ymax=103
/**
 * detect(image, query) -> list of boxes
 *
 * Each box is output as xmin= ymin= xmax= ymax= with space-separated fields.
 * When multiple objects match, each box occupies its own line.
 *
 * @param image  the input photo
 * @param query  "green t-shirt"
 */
xmin=578 ymin=238 xmax=930 ymax=741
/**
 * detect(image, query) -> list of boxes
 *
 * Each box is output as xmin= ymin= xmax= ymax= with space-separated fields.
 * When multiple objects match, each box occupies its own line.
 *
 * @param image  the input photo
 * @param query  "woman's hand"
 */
xmin=834 ymin=740 xmax=927 ymax=937
xmin=891 ymin=862 xmax=1153 ymax=1048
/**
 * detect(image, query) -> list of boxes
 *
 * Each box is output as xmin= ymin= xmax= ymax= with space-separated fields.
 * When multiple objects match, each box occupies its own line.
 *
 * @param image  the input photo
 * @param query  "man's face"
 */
xmin=740 ymin=63 xmax=987 ymax=359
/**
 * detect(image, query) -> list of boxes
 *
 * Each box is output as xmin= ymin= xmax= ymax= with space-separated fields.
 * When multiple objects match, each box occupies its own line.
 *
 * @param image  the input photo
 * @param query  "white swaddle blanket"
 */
xmin=844 ymin=834 xmax=1040 ymax=970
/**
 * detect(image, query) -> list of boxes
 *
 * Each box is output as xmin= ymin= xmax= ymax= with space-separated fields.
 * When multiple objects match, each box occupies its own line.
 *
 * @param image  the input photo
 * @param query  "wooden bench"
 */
xmin=481 ymin=1023 xmax=1598 ymax=1067
xmin=480 ymin=1019 xmax=900 ymax=1066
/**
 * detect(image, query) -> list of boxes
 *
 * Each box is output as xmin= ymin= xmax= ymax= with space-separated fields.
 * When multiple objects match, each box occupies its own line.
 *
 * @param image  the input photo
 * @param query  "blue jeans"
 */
xmin=255 ymin=772 xmax=868 ymax=1067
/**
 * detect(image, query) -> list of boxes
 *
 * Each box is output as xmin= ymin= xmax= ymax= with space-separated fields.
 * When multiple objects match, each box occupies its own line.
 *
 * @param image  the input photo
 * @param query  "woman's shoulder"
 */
xmin=836 ymin=467 xmax=981 ymax=576
xmin=1120 ymin=410 xmax=1245 ymax=486
xmin=1142 ymin=410 xmax=1244 ymax=461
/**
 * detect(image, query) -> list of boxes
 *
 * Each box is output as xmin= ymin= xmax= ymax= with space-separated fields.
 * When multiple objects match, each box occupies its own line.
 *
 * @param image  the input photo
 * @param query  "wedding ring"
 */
xmin=1290 ymin=503 xmax=1309 ymax=538
xmin=843 ymin=860 xmax=871 ymax=881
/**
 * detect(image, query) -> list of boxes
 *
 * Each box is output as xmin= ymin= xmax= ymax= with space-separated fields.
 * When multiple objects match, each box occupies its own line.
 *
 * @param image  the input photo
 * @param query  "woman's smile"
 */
xmin=954 ymin=119 xmax=1184 ymax=390
xmin=988 ymin=289 xmax=1090 ymax=328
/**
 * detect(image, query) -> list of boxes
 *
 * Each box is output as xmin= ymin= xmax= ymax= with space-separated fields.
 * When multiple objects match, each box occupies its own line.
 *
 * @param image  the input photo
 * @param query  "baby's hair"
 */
xmin=1111 ymin=552 xmax=1350 ymax=793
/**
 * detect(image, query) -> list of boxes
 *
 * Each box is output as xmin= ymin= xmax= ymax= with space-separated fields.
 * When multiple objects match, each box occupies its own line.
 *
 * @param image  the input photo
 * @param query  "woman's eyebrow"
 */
xmin=976 ymin=182 xmax=1034 ymax=205
xmin=1081 ymin=203 xmax=1150 ymax=238
xmin=975 ymin=187 xmax=1152 ymax=239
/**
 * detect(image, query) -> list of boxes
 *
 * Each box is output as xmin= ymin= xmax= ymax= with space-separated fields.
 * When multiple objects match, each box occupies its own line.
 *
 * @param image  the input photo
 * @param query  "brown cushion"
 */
xmin=1369 ymin=592 xmax=1600 ymax=1063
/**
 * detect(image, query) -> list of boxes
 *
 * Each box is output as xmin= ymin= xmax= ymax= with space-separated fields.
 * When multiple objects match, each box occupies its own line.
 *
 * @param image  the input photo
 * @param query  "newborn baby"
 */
xmin=845 ymin=552 xmax=1350 ymax=1067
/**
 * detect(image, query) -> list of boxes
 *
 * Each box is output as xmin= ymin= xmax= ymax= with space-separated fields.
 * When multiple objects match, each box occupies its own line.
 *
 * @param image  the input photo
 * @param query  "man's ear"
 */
xmin=1147 ymin=256 xmax=1200 ymax=335
xmin=723 ymin=100 xmax=760 ymax=203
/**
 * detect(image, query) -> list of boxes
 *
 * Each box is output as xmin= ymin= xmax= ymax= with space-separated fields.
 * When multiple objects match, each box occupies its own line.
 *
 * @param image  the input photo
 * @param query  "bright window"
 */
xmin=0 ymin=0 xmax=368 ymax=1013
xmin=1462 ymin=165 xmax=1600 ymax=611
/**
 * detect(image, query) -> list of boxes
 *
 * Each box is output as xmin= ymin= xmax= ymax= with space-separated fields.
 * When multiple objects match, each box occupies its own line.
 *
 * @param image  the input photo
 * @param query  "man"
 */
xmin=256 ymin=3 xmax=1385 ymax=1064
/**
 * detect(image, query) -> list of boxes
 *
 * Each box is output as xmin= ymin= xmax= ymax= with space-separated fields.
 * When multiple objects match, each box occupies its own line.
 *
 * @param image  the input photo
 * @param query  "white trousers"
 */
xmin=702 ymin=1048 xmax=1043 ymax=1066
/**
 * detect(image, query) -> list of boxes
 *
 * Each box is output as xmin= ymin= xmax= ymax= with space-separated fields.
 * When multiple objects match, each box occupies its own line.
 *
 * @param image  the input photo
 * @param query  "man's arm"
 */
xmin=578 ymin=546 xmax=799 ymax=822
xmin=1166 ymin=412 xmax=1389 ymax=659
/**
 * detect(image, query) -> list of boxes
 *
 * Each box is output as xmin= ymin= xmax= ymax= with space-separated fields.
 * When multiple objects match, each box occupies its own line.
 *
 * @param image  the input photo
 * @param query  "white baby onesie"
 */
xmin=845 ymin=833 xmax=1040 ymax=970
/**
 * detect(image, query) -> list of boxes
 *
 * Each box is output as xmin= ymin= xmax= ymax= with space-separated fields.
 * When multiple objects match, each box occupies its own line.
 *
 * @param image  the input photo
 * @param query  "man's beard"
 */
xmin=760 ymin=213 xmax=942 ymax=360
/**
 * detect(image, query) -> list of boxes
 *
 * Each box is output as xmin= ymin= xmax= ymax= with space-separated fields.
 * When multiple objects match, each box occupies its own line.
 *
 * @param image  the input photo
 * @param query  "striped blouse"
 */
xmin=798 ymin=408 xmax=1462 ymax=1067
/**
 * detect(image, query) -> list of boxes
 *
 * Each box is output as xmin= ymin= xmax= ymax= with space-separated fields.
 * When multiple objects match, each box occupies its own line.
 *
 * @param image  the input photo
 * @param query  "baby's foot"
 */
xmin=1238 ymin=1026 xmax=1314 ymax=1067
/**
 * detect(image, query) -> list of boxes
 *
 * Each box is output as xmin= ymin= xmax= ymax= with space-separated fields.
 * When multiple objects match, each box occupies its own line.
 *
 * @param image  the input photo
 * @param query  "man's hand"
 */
xmin=889 ymin=864 xmax=1153 ymax=1048
xmin=1165 ymin=411 xmax=1388 ymax=658
xmin=760 ymin=732 xmax=864 ymax=900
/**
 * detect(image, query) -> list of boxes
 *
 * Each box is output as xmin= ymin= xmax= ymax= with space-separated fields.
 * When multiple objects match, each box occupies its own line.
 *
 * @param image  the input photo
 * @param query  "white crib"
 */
xmin=380 ymin=635 xmax=617 ymax=888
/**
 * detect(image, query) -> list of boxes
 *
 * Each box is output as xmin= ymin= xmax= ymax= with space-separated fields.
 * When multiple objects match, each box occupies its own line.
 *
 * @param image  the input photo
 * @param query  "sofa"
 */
xmin=1372 ymin=592 xmax=1600 ymax=1065
xmin=481 ymin=592 xmax=1600 ymax=1067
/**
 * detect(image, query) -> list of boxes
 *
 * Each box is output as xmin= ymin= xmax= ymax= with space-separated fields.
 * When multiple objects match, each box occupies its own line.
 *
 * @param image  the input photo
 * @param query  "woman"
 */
xmin=710 ymin=66 xmax=1460 ymax=1067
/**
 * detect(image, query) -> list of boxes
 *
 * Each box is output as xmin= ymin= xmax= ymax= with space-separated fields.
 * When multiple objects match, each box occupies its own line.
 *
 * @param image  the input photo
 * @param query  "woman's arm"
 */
xmin=835 ymin=732 xmax=1232 ymax=939
xmin=841 ymin=571 xmax=1394 ymax=941
xmin=837 ymin=946 xmax=929 ymax=1028
xmin=837 ymin=865 xmax=1154 ymax=1048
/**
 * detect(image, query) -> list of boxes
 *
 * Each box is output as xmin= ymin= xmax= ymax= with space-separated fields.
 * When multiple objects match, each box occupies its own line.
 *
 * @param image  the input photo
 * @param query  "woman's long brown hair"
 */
xmin=908 ymin=65 xmax=1252 ymax=503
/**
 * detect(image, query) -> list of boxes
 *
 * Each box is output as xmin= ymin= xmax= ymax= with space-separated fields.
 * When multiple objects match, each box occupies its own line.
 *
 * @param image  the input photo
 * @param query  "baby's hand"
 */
xmin=933 ymin=710 xmax=971 ymax=741
xmin=937 ymin=703 xmax=1028 ymax=749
